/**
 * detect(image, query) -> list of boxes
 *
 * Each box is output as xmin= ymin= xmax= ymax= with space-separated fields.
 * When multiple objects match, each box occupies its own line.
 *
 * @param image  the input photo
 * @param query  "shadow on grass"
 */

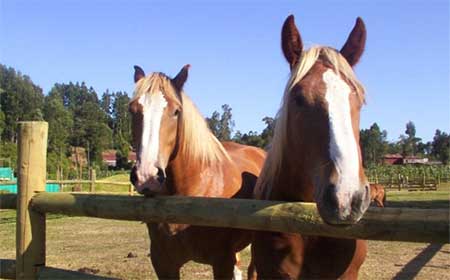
xmin=385 ymin=200 xmax=449 ymax=209
xmin=393 ymin=243 xmax=444 ymax=280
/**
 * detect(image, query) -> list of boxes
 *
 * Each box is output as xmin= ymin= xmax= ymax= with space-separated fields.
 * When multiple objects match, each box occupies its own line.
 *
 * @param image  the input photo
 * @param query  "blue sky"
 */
xmin=1 ymin=0 xmax=448 ymax=142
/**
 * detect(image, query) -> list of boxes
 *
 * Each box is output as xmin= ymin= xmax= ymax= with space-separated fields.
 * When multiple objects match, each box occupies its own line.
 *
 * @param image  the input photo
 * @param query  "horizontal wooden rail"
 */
xmin=29 ymin=193 xmax=449 ymax=244
xmin=1 ymin=180 xmax=131 ymax=186
xmin=46 ymin=180 xmax=132 ymax=186
xmin=46 ymin=180 xmax=92 ymax=184
xmin=0 ymin=181 xmax=17 ymax=185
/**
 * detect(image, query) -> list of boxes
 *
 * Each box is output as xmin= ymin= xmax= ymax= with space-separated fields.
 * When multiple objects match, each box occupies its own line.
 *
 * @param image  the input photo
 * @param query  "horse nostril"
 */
xmin=157 ymin=168 xmax=166 ymax=184
xmin=130 ymin=166 xmax=137 ymax=185
xmin=324 ymin=184 xmax=338 ymax=208
xmin=365 ymin=184 xmax=371 ymax=200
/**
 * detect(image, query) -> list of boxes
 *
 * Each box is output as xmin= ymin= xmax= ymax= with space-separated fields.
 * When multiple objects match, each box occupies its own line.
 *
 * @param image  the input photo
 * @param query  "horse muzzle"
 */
xmin=317 ymin=184 xmax=371 ymax=225
xmin=130 ymin=165 xmax=166 ymax=196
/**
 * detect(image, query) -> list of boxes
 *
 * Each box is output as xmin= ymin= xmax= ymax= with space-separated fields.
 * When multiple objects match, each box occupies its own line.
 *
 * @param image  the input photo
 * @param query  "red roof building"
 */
xmin=382 ymin=154 xmax=403 ymax=165
xmin=102 ymin=150 xmax=117 ymax=167
xmin=102 ymin=150 xmax=137 ymax=167
xmin=128 ymin=151 xmax=136 ymax=163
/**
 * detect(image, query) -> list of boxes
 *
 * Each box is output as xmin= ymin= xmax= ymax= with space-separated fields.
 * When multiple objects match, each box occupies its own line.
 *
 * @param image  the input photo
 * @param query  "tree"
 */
xmin=260 ymin=116 xmax=275 ymax=148
xmin=0 ymin=65 xmax=44 ymax=142
xmin=206 ymin=111 xmax=221 ymax=137
xmin=206 ymin=104 xmax=235 ymax=141
xmin=359 ymin=123 xmax=387 ymax=167
xmin=416 ymin=141 xmax=432 ymax=156
xmin=0 ymin=110 xmax=4 ymax=141
xmin=0 ymin=87 xmax=5 ymax=140
xmin=47 ymin=82 xmax=112 ymax=166
xmin=43 ymin=95 xmax=73 ymax=155
xmin=431 ymin=129 xmax=450 ymax=164
xmin=111 ymin=92 xmax=131 ymax=144
xmin=399 ymin=121 xmax=421 ymax=156
xmin=218 ymin=104 xmax=235 ymax=141
xmin=0 ymin=142 xmax=17 ymax=170
xmin=233 ymin=130 xmax=265 ymax=148
xmin=111 ymin=91 xmax=132 ymax=168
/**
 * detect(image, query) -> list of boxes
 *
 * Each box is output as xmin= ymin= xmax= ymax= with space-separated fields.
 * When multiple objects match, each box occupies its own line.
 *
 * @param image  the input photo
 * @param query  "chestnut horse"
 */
xmin=129 ymin=65 xmax=265 ymax=279
xmin=251 ymin=15 xmax=371 ymax=279
xmin=370 ymin=183 xmax=386 ymax=207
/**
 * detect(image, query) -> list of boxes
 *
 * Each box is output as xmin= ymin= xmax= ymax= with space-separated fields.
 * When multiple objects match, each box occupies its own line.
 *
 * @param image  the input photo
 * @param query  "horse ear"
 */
xmin=172 ymin=64 xmax=190 ymax=92
xmin=340 ymin=17 xmax=366 ymax=66
xmin=281 ymin=15 xmax=303 ymax=69
xmin=134 ymin=65 xmax=145 ymax=83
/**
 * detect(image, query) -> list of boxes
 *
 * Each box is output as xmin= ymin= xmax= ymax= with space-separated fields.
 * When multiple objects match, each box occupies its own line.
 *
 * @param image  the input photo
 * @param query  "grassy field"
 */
xmin=60 ymin=173 xmax=132 ymax=193
xmin=1 ymin=182 xmax=449 ymax=279
xmin=385 ymin=184 xmax=450 ymax=209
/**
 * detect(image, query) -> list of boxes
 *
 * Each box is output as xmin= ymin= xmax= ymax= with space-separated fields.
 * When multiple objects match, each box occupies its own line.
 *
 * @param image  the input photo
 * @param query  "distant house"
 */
xmin=128 ymin=151 xmax=136 ymax=163
xmin=102 ymin=150 xmax=117 ymax=167
xmin=101 ymin=150 xmax=137 ymax=167
xmin=382 ymin=154 xmax=429 ymax=165
xmin=403 ymin=156 xmax=429 ymax=164
xmin=382 ymin=154 xmax=403 ymax=165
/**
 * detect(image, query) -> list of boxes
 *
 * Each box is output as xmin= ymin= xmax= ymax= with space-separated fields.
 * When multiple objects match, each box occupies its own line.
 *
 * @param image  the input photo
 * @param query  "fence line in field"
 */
xmin=0 ymin=122 xmax=449 ymax=280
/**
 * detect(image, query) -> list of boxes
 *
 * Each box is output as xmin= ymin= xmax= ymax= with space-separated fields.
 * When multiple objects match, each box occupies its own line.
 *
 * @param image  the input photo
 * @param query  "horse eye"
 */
xmin=294 ymin=95 xmax=305 ymax=107
xmin=174 ymin=109 xmax=180 ymax=117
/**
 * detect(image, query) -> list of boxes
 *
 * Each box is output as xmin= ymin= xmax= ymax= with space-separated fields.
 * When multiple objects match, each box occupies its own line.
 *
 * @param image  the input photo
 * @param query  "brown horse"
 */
xmin=128 ymin=65 xmax=265 ymax=279
xmin=251 ymin=15 xmax=371 ymax=279
xmin=370 ymin=183 xmax=386 ymax=207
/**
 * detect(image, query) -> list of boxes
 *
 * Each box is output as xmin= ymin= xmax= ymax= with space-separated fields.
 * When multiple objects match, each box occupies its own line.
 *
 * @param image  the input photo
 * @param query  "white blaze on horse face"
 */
xmin=233 ymin=265 xmax=243 ymax=280
xmin=324 ymin=69 xmax=360 ymax=199
xmin=137 ymin=91 xmax=168 ymax=180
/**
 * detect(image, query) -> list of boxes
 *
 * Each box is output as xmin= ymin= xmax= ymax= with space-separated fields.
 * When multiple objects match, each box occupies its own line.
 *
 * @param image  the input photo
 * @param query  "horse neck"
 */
xmin=165 ymin=145 xmax=229 ymax=197
xmin=267 ymin=147 xmax=315 ymax=202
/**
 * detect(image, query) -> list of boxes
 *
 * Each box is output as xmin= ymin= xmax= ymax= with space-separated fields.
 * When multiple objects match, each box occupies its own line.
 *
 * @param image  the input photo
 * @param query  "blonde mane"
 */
xmin=131 ymin=73 xmax=230 ymax=166
xmin=256 ymin=46 xmax=365 ymax=198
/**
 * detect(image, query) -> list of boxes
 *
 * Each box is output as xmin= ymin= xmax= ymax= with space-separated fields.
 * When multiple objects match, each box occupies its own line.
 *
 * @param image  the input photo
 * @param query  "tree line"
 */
xmin=207 ymin=105 xmax=449 ymax=166
xmin=0 ymin=64 xmax=448 ymax=178
xmin=0 ymin=65 xmax=131 ymax=177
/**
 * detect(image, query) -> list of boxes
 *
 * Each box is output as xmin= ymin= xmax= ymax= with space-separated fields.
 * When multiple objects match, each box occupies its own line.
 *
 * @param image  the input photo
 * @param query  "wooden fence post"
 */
xmin=89 ymin=168 xmax=96 ymax=193
xmin=129 ymin=183 xmax=134 ymax=196
xmin=16 ymin=122 xmax=48 ymax=279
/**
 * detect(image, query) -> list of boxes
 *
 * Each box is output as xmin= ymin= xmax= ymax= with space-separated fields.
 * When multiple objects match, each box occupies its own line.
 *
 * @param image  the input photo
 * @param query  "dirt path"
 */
xmin=1 ymin=215 xmax=449 ymax=279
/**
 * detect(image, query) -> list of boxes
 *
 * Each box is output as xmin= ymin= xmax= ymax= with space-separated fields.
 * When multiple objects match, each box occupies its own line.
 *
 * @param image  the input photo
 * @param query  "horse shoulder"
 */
xmin=222 ymin=142 xmax=266 ymax=171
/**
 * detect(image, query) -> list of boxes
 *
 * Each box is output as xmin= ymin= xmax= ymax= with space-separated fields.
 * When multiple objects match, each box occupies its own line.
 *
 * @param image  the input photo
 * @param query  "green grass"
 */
xmin=99 ymin=173 xmax=130 ymax=182
xmin=59 ymin=173 xmax=132 ymax=193
xmin=0 ymin=210 xmax=68 ymax=225
xmin=385 ymin=183 xmax=450 ymax=209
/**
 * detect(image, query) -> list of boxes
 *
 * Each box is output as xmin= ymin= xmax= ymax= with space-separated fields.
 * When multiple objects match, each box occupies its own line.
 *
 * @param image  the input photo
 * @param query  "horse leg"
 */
xmin=301 ymin=237 xmax=367 ymax=279
xmin=253 ymin=231 xmax=304 ymax=279
xmin=339 ymin=239 xmax=368 ymax=280
xmin=234 ymin=252 xmax=243 ymax=280
xmin=212 ymin=254 xmax=236 ymax=280
xmin=247 ymin=246 xmax=257 ymax=280
xmin=149 ymin=242 xmax=183 ymax=280
xmin=375 ymin=197 xmax=383 ymax=207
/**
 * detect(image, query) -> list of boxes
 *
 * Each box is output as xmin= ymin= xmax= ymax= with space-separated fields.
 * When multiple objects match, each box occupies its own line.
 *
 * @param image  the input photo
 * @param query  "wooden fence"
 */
xmin=369 ymin=174 xmax=440 ymax=191
xmin=0 ymin=122 xmax=449 ymax=279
